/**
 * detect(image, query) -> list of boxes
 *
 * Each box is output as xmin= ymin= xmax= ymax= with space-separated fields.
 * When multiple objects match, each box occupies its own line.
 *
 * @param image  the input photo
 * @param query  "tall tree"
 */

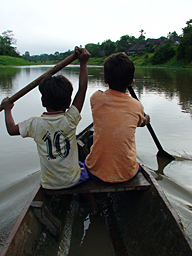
xmin=138 ymin=29 xmax=146 ymax=44
xmin=116 ymin=35 xmax=130 ymax=52
xmin=103 ymin=40 xmax=116 ymax=56
xmin=22 ymin=51 xmax=30 ymax=61
xmin=85 ymin=43 xmax=100 ymax=57
xmin=167 ymin=31 xmax=178 ymax=39
xmin=177 ymin=19 xmax=192 ymax=63
xmin=0 ymin=30 xmax=19 ymax=57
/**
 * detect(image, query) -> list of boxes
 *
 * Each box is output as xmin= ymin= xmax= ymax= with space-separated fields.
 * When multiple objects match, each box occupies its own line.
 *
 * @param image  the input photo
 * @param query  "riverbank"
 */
xmin=0 ymin=55 xmax=40 ymax=66
xmin=0 ymin=54 xmax=192 ymax=69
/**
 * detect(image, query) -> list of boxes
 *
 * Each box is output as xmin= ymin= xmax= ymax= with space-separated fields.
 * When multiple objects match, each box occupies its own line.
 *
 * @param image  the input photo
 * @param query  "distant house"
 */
xmin=170 ymin=37 xmax=180 ymax=45
xmin=125 ymin=37 xmax=179 ymax=56
xmin=145 ymin=38 xmax=166 ymax=51
xmin=126 ymin=44 xmax=145 ymax=56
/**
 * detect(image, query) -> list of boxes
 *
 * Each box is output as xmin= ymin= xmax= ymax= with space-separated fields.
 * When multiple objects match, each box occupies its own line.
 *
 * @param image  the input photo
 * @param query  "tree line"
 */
xmin=0 ymin=19 xmax=192 ymax=65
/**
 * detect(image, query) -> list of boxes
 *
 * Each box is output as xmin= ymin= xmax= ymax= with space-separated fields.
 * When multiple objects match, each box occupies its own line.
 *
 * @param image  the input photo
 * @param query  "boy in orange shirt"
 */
xmin=85 ymin=52 xmax=150 ymax=185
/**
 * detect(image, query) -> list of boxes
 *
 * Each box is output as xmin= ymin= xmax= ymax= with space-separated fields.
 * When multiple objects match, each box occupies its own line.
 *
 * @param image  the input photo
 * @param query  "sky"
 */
xmin=1 ymin=0 xmax=192 ymax=56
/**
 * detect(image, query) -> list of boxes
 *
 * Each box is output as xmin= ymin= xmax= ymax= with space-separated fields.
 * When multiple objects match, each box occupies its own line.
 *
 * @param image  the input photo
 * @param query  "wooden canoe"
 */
xmin=1 ymin=123 xmax=192 ymax=256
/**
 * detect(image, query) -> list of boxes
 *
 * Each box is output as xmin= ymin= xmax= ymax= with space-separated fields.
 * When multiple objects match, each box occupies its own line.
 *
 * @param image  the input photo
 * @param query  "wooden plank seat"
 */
xmin=42 ymin=172 xmax=151 ymax=196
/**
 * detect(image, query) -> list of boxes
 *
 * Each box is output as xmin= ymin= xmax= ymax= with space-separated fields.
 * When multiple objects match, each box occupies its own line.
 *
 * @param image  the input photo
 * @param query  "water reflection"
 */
xmin=134 ymin=68 xmax=192 ymax=115
xmin=87 ymin=66 xmax=192 ymax=116
xmin=2 ymin=65 xmax=191 ymax=116
xmin=67 ymin=66 xmax=106 ymax=87
xmin=0 ymin=67 xmax=21 ymax=91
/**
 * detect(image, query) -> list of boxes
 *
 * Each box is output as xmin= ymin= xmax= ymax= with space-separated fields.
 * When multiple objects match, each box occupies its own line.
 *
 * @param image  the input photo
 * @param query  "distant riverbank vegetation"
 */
xmin=1 ymin=19 xmax=192 ymax=68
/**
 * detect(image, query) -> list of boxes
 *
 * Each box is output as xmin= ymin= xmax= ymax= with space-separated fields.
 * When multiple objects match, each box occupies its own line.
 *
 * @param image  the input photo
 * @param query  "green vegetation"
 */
xmin=129 ymin=54 xmax=192 ymax=68
xmin=87 ymin=57 xmax=106 ymax=66
xmin=151 ymin=42 xmax=176 ymax=65
xmin=0 ymin=55 xmax=39 ymax=66
xmin=1 ymin=52 xmax=191 ymax=69
xmin=177 ymin=19 xmax=192 ymax=64
xmin=0 ymin=30 xmax=20 ymax=58
xmin=1 ymin=19 xmax=192 ymax=68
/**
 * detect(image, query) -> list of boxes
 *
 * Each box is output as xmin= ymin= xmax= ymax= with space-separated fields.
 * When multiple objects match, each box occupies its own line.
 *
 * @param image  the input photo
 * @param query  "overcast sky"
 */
xmin=1 ymin=0 xmax=192 ymax=55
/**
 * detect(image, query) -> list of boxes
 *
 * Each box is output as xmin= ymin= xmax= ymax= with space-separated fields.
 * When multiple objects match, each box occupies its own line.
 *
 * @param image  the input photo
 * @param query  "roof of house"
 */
xmin=127 ymin=44 xmax=145 ymax=51
xmin=146 ymin=38 xmax=166 ymax=45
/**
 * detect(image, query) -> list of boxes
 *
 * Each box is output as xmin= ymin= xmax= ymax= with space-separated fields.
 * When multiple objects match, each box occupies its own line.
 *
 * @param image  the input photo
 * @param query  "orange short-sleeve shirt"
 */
xmin=85 ymin=89 xmax=144 ymax=182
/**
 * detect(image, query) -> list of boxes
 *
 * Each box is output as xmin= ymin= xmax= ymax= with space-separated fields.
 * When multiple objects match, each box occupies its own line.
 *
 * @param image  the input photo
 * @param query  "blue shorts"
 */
xmin=73 ymin=161 xmax=89 ymax=186
xmin=136 ymin=165 xmax=141 ymax=174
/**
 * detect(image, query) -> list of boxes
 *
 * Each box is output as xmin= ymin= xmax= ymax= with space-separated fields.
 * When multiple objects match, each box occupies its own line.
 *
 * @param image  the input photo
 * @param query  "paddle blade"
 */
xmin=157 ymin=149 xmax=175 ymax=160
xmin=157 ymin=155 xmax=174 ymax=174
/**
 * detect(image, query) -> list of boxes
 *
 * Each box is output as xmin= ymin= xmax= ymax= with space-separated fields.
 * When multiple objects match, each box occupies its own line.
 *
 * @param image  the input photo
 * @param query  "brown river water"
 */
xmin=0 ymin=65 xmax=192 ymax=252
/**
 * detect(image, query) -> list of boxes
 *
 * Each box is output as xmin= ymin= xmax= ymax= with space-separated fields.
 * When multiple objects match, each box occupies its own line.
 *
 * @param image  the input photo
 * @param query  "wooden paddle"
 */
xmin=0 ymin=47 xmax=80 ymax=112
xmin=127 ymin=86 xmax=175 ymax=160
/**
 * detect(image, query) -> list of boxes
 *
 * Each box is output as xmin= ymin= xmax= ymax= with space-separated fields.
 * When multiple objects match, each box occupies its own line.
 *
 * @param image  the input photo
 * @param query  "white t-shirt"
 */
xmin=19 ymin=105 xmax=81 ymax=189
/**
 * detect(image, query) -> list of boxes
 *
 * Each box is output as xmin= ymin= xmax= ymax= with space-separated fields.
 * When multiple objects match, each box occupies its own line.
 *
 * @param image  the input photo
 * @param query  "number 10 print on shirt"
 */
xmin=42 ymin=130 xmax=70 ymax=160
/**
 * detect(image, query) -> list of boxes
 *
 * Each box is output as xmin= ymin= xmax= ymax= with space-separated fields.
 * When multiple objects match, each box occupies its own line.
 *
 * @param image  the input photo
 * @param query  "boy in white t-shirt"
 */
xmin=1 ymin=48 xmax=90 ymax=190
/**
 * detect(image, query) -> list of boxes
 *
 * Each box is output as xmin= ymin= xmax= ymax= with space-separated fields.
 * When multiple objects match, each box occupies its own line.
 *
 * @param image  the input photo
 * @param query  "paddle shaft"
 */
xmin=127 ymin=86 xmax=175 ymax=160
xmin=0 ymin=50 xmax=78 ymax=112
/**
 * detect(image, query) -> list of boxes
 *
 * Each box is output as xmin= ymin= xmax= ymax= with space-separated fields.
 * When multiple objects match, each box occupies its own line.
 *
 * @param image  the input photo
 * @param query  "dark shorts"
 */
xmin=73 ymin=161 xmax=89 ymax=186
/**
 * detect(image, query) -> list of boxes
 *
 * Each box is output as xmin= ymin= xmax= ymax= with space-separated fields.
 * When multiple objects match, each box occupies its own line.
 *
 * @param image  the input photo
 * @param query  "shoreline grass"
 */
xmin=0 ymin=55 xmax=192 ymax=69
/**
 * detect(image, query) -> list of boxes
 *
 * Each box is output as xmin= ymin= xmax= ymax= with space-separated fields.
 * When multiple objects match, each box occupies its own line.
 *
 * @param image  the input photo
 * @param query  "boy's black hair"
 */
xmin=104 ymin=52 xmax=135 ymax=91
xmin=39 ymin=75 xmax=73 ymax=111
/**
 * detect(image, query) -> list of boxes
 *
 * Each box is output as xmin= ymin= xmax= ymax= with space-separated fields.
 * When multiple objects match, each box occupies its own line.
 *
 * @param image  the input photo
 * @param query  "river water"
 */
xmin=0 ymin=65 xmax=192 ymax=250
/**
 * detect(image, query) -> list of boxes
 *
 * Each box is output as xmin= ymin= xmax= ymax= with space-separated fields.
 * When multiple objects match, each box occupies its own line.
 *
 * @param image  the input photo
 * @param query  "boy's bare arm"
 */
xmin=72 ymin=48 xmax=90 ymax=113
xmin=1 ymin=97 xmax=20 ymax=135
xmin=140 ymin=114 xmax=150 ymax=127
